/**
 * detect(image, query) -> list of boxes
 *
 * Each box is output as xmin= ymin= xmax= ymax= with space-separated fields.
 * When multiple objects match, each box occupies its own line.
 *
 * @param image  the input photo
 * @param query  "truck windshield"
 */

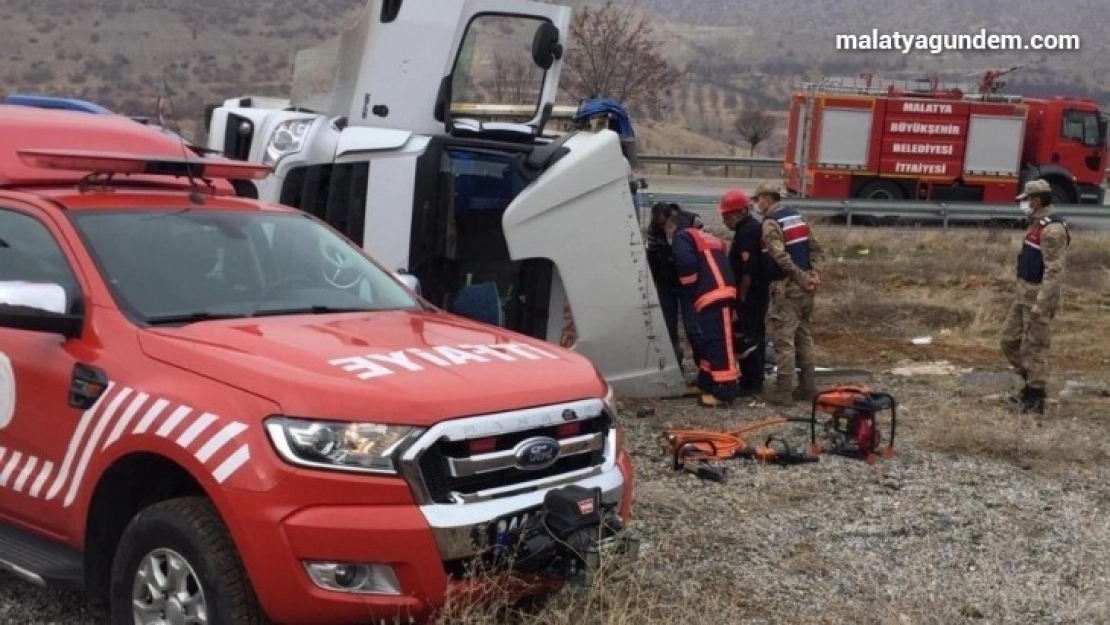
xmin=68 ymin=209 xmax=422 ymax=324
xmin=1062 ymin=109 xmax=1104 ymax=147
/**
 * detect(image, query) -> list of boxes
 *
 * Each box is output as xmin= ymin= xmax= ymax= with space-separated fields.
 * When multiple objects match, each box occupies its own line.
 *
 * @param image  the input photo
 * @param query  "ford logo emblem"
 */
xmin=514 ymin=437 xmax=561 ymax=471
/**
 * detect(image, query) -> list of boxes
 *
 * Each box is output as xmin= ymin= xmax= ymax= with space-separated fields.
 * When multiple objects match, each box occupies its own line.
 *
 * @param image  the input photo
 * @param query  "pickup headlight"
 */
xmin=601 ymin=383 xmax=625 ymax=453
xmin=263 ymin=118 xmax=313 ymax=166
xmin=602 ymin=383 xmax=617 ymax=417
xmin=264 ymin=417 xmax=424 ymax=475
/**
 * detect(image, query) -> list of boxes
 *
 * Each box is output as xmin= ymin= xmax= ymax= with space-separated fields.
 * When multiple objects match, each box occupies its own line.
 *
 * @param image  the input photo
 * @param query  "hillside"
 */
xmin=1 ymin=0 xmax=1106 ymax=158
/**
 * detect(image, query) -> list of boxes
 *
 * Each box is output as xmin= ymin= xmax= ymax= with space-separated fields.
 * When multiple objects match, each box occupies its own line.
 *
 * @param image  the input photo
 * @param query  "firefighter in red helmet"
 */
xmin=664 ymin=212 xmax=740 ymax=407
xmin=719 ymin=189 xmax=769 ymax=397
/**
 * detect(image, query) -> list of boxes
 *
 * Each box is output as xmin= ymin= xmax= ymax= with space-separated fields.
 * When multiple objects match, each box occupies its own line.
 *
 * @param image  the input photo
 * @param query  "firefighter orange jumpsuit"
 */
xmin=666 ymin=216 xmax=740 ymax=407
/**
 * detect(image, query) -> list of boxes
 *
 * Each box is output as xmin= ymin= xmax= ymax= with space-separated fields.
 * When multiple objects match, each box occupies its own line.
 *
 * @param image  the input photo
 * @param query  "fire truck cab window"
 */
xmin=1062 ymin=110 xmax=1103 ymax=147
xmin=0 ymin=208 xmax=82 ymax=314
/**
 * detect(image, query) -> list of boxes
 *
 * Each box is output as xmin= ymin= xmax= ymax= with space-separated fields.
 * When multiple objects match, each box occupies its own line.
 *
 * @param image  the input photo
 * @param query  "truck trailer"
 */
xmin=783 ymin=71 xmax=1108 ymax=206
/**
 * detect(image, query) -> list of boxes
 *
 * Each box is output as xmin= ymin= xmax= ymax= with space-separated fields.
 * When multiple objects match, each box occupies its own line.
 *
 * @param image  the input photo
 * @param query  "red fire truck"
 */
xmin=783 ymin=71 xmax=1108 ymax=205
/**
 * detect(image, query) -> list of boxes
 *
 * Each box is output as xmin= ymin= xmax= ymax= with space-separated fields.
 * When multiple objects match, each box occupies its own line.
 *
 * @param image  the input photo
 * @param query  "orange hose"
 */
xmin=657 ymin=415 xmax=799 ymax=462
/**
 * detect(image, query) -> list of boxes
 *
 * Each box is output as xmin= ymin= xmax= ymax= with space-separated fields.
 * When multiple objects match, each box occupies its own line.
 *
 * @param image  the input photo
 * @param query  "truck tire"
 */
xmin=855 ymin=180 xmax=905 ymax=201
xmin=1047 ymin=180 xmax=1074 ymax=205
xmin=109 ymin=496 xmax=268 ymax=625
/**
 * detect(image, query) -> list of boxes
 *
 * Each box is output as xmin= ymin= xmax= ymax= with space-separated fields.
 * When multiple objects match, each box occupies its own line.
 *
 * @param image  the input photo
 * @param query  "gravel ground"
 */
xmin=595 ymin=372 xmax=1110 ymax=624
xmin=4 ymin=372 xmax=1108 ymax=624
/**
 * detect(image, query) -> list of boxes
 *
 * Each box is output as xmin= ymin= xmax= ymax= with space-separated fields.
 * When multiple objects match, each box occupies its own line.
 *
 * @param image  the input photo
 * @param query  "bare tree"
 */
xmin=735 ymin=108 xmax=776 ymax=156
xmin=485 ymin=51 xmax=537 ymax=105
xmin=562 ymin=0 xmax=682 ymax=116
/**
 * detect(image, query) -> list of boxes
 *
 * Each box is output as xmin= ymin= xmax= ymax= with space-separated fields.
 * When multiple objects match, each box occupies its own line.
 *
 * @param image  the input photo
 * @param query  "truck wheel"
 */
xmin=1047 ymin=181 xmax=1074 ymax=205
xmin=109 ymin=496 xmax=267 ymax=625
xmin=855 ymin=180 xmax=905 ymax=201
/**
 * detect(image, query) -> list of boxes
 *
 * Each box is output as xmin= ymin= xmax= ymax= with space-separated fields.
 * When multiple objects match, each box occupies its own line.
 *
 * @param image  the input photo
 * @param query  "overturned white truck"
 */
xmin=204 ymin=0 xmax=685 ymax=398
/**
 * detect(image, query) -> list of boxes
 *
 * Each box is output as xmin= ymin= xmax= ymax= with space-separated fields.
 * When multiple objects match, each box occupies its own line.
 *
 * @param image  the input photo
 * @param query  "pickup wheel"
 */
xmin=109 ymin=496 xmax=267 ymax=625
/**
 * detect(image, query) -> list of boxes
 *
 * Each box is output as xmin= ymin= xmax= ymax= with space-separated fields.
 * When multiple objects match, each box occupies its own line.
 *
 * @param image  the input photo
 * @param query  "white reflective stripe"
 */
xmin=103 ymin=392 xmax=149 ymax=450
xmin=64 ymin=386 xmax=134 ymax=507
xmin=29 ymin=461 xmax=54 ymax=498
xmin=132 ymin=398 xmax=170 ymax=435
xmin=176 ymin=413 xmax=218 ymax=449
xmin=46 ymin=381 xmax=117 ymax=501
xmin=0 ymin=451 xmax=22 ymax=487
xmin=155 ymin=406 xmax=193 ymax=438
xmin=1024 ymin=241 xmax=1041 ymax=250
xmin=0 ymin=383 xmax=252 ymax=502
xmin=212 ymin=444 xmax=250 ymax=483
xmin=13 ymin=455 xmax=37 ymax=492
xmin=195 ymin=422 xmax=248 ymax=462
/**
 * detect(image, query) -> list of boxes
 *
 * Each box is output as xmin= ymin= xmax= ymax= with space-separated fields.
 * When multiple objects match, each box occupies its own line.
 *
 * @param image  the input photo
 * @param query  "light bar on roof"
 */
xmin=16 ymin=149 xmax=273 ymax=180
xmin=5 ymin=94 xmax=114 ymax=114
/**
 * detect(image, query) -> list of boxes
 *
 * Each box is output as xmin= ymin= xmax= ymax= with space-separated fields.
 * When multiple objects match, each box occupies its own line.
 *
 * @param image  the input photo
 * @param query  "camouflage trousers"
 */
xmin=767 ymin=279 xmax=816 ymax=386
xmin=999 ymin=280 xmax=1055 ymax=390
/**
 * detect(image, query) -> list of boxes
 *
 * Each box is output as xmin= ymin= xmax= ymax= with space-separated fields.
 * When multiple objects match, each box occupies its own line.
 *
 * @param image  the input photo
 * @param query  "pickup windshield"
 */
xmin=68 ymin=209 xmax=422 ymax=324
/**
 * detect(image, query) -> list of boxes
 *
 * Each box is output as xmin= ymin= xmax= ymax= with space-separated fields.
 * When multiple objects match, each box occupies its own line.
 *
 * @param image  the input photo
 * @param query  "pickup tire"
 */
xmin=108 ymin=496 xmax=267 ymax=625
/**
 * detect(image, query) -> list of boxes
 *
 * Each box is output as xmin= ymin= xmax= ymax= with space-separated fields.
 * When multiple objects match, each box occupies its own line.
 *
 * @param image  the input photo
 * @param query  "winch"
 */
xmin=484 ymin=485 xmax=640 ymax=586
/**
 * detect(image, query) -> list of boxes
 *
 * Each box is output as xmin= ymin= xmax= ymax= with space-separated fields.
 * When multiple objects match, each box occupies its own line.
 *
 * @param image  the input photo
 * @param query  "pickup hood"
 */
xmin=137 ymin=310 xmax=606 ymax=426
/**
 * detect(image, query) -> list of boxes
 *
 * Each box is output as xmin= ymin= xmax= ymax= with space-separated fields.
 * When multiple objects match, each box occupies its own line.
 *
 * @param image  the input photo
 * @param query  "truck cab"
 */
xmin=204 ymin=0 xmax=686 ymax=399
xmin=1020 ymin=97 xmax=1108 ymax=204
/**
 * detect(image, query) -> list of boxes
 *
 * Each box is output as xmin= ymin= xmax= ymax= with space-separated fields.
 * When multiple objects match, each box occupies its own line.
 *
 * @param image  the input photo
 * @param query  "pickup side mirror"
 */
xmin=531 ymin=21 xmax=563 ymax=70
xmin=0 ymin=282 xmax=83 ymax=338
xmin=393 ymin=271 xmax=421 ymax=295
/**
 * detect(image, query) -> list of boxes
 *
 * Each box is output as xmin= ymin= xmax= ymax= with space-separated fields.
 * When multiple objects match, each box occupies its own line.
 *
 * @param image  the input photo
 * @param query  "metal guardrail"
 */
xmin=636 ymin=153 xmax=1110 ymax=179
xmin=637 ymin=154 xmax=781 ymax=177
xmin=641 ymin=192 xmax=1110 ymax=228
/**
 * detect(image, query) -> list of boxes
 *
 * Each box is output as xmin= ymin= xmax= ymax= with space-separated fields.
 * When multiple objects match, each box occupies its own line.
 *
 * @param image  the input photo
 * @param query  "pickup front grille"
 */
xmin=414 ymin=406 xmax=611 ymax=505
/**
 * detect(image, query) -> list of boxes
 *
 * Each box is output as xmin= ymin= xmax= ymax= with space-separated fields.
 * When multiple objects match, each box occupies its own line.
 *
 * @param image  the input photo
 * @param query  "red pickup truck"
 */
xmin=0 ymin=104 xmax=637 ymax=623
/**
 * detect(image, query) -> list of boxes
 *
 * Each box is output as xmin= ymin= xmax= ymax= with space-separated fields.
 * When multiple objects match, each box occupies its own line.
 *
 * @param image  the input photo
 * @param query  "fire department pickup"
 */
xmin=0 ymin=104 xmax=637 ymax=624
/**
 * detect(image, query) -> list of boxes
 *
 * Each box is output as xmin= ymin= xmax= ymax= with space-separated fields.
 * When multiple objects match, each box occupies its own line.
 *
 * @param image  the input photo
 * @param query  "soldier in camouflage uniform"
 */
xmin=1000 ymin=178 xmax=1070 ymax=414
xmin=755 ymin=182 xmax=826 ymax=405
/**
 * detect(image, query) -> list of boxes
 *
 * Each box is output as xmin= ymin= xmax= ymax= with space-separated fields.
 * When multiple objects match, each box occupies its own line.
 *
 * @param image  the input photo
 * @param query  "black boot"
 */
xmin=1007 ymin=385 xmax=1045 ymax=414
xmin=1025 ymin=387 xmax=1046 ymax=414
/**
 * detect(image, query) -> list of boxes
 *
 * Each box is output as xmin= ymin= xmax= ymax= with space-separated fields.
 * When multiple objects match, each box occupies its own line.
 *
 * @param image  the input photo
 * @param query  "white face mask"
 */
xmin=751 ymin=209 xmax=764 ymax=222
xmin=1019 ymin=200 xmax=1033 ymax=217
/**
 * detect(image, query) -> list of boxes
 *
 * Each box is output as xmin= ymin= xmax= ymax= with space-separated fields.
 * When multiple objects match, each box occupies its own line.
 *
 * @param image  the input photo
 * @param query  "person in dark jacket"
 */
xmin=719 ymin=189 xmax=769 ymax=396
xmin=646 ymin=202 xmax=702 ymax=380
xmin=664 ymin=213 xmax=739 ymax=407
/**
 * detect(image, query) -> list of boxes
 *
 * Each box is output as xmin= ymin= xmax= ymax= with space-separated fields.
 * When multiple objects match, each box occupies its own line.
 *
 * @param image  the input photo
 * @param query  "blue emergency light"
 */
xmin=4 ymin=94 xmax=114 ymax=114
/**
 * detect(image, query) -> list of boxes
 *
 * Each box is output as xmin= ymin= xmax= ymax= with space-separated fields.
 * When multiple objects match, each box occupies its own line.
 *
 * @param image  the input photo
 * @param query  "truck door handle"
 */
xmin=69 ymin=363 xmax=110 ymax=410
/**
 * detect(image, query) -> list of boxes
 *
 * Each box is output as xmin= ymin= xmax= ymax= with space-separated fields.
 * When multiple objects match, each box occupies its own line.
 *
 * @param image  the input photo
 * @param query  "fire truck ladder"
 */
xmin=802 ymin=75 xmax=981 ymax=97
xmin=801 ymin=73 xmax=1024 ymax=103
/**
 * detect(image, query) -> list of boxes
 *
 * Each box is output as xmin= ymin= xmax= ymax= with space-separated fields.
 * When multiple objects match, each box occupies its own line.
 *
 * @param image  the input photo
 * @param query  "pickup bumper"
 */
xmin=227 ymin=451 xmax=635 ymax=624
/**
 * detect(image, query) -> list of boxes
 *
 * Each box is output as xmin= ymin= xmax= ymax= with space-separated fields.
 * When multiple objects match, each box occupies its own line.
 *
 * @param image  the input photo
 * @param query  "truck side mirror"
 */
xmin=0 ymin=282 xmax=82 ymax=338
xmin=531 ymin=22 xmax=563 ymax=70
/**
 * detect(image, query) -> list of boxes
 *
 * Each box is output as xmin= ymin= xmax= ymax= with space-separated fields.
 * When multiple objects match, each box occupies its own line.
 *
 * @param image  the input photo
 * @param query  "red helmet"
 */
xmin=719 ymin=189 xmax=751 ymax=215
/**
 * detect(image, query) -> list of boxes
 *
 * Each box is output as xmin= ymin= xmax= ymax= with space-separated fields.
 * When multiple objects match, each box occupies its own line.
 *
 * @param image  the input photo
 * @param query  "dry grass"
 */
xmin=437 ymin=226 xmax=1110 ymax=625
